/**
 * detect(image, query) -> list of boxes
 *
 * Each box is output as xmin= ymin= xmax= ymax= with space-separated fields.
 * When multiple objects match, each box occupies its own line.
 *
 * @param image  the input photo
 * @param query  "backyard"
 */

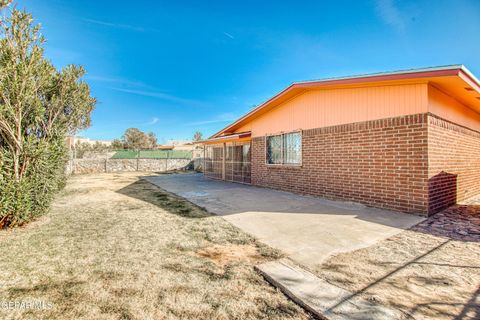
xmin=1 ymin=1 xmax=479 ymax=320
xmin=1 ymin=172 xmax=479 ymax=320
xmin=148 ymin=172 xmax=480 ymax=319
xmin=0 ymin=173 xmax=310 ymax=320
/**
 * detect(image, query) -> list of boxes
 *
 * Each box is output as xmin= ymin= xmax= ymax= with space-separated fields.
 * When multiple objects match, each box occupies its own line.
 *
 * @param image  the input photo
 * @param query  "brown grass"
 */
xmin=314 ymin=230 xmax=480 ymax=319
xmin=0 ymin=172 xmax=311 ymax=320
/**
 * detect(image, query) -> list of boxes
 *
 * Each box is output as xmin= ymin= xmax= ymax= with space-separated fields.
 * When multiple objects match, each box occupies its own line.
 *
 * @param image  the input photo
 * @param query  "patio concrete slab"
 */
xmin=145 ymin=173 xmax=424 ymax=266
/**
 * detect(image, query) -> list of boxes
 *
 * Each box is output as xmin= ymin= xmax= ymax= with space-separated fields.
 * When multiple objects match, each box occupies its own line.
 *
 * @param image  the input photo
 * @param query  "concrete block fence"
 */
xmin=66 ymin=158 xmax=192 ymax=175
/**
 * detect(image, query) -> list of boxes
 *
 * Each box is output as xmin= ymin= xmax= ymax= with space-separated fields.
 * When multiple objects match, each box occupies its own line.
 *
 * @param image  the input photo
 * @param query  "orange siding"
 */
xmin=236 ymin=123 xmax=252 ymax=133
xmin=235 ymin=83 xmax=428 ymax=137
xmin=428 ymin=85 xmax=480 ymax=132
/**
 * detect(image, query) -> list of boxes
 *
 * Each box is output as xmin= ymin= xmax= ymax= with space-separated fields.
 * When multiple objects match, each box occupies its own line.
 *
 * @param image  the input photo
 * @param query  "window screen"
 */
xmin=283 ymin=132 xmax=301 ymax=164
xmin=266 ymin=135 xmax=283 ymax=164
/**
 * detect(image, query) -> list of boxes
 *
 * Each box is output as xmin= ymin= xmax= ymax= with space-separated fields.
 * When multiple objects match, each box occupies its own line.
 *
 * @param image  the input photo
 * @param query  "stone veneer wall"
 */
xmin=67 ymin=158 xmax=191 ymax=175
xmin=251 ymin=114 xmax=430 ymax=215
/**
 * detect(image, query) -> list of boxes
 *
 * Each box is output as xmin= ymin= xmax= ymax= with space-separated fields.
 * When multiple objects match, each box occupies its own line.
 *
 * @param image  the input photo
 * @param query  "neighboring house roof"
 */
xmin=156 ymin=145 xmax=175 ymax=150
xmin=210 ymin=65 xmax=480 ymax=139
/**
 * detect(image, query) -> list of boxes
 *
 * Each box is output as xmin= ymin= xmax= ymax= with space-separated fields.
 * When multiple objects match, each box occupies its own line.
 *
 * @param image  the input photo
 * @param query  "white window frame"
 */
xmin=265 ymin=130 xmax=302 ymax=167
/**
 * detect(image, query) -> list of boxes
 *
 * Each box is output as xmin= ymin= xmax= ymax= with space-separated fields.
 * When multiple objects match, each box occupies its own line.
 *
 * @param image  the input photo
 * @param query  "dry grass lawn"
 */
xmin=0 ymin=172 xmax=311 ymax=320
xmin=315 ymin=229 xmax=480 ymax=319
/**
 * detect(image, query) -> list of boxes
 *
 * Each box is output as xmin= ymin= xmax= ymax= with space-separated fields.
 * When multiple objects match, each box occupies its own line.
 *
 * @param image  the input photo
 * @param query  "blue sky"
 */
xmin=16 ymin=0 xmax=480 ymax=142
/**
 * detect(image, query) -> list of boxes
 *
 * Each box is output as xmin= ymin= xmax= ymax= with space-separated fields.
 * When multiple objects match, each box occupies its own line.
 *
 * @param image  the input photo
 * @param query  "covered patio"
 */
xmin=203 ymin=131 xmax=252 ymax=184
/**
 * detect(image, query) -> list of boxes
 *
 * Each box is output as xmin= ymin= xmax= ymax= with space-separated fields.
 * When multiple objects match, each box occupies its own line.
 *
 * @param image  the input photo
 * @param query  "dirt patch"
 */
xmin=196 ymin=244 xmax=265 ymax=267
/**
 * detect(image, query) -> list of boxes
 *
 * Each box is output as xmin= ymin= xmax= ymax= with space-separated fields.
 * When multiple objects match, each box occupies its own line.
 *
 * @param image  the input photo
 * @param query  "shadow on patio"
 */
xmin=116 ymin=178 xmax=210 ymax=219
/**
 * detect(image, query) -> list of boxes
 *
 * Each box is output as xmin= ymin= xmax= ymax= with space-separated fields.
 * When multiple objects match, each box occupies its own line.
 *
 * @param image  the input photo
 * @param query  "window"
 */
xmin=283 ymin=132 xmax=301 ymax=164
xmin=266 ymin=135 xmax=283 ymax=164
xmin=266 ymin=131 xmax=302 ymax=165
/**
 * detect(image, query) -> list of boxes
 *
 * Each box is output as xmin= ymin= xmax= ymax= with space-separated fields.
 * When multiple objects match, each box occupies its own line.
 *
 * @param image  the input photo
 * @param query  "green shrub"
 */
xmin=0 ymin=5 xmax=95 ymax=228
xmin=0 ymin=137 xmax=69 ymax=227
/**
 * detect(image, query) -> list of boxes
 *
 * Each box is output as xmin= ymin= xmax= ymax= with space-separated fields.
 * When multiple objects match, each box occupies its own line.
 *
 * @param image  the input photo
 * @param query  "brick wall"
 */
xmin=428 ymin=114 xmax=480 ymax=213
xmin=251 ymin=114 xmax=430 ymax=215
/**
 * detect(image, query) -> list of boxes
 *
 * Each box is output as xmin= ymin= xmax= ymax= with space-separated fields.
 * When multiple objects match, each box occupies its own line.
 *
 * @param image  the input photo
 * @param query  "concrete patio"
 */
xmin=145 ymin=173 xmax=424 ymax=266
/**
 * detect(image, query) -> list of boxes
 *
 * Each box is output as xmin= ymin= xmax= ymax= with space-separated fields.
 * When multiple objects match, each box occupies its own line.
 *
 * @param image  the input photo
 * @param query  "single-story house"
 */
xmin=201 ymin=65 xmax=480 ymax=216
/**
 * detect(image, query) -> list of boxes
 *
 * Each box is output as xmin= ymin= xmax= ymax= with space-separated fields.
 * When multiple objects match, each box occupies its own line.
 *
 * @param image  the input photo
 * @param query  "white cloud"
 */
xmin=83 ymin=18 xmax=146 ymax=32
xmin=186 ymin=113 xmax=237 ymax=126
xmin=110 ymin=87 xmax=201 ymax=106
xmin=186 ymin=119 xmax=232 ymax=126
xmin=223 ymin=32 xmax=235 ymax=39
xmin=86 ymin=73 xmax=207 ymax=107
xmin=84 ymin=75 xmax=145 ymax=87
xmin=374 ymin=0 xmax=407 ymax=34
xmin=146 ymin=117 xmax=159 ymax=125
xmin=82 ymin=18 xmax=160 ymax=33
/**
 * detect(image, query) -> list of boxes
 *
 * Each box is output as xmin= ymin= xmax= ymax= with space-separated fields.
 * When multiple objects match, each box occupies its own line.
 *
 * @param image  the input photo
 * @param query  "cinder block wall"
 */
xmin=251 ymin=114 xmax=430 ymax=215
xmin=68 ymin=158 xmax=191 ymax=175
xmin=427 ymin=114 xmax=480 ymax=213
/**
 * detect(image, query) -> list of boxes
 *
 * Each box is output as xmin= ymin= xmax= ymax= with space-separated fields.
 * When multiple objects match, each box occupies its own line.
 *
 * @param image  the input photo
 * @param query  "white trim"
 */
xmin=460 ymin=65 xmax=480 ymax=88
xmin=296 ymin=64 xmax=464 ymax=85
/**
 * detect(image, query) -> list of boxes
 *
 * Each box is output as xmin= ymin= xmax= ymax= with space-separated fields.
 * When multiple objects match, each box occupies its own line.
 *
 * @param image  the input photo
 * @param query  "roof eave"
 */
xmin=210 ymin=65 xmax=472 ymax=138
xmin=459 ymin=65 xmax=480 ymax=92
xmin=200 ymin=131 xmax=252 ymax=144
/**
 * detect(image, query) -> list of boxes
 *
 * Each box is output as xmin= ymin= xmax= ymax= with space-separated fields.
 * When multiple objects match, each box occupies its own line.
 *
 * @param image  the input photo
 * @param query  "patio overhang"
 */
xmin=199 ymin=131 xmax=252 ymax=145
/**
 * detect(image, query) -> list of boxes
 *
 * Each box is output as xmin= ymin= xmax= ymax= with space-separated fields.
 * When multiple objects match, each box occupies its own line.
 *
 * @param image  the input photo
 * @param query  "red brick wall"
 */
xmin=251 ymin=114 xmax=430 ymax=215
xmin=428 ymin=114 xmax=480 ymax=213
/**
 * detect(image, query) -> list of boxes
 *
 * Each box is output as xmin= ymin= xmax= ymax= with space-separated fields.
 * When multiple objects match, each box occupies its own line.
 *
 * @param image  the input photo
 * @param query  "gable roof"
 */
xmin=211 ymin=65 xmax=480 ymax=138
